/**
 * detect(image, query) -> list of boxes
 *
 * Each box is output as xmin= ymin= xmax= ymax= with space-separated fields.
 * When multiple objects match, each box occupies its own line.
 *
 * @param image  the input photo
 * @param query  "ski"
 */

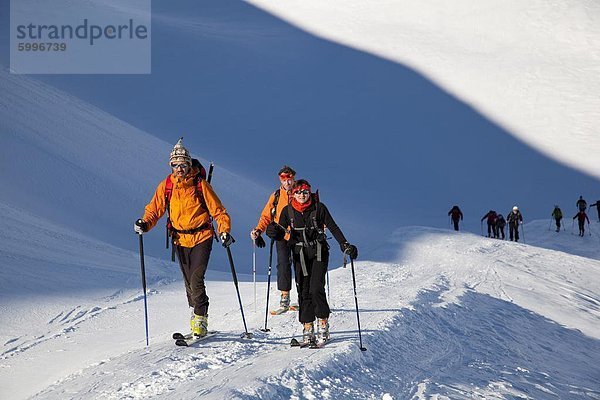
xmin=309 ymin=339 xmax=329 ymax=349
xmin=172 ymin=331 xmax=218 ymax=347
xmin=270 ymin=305 xmax=298 ymax=315
xmin=290 ymin=337 xmax=330 ymax=348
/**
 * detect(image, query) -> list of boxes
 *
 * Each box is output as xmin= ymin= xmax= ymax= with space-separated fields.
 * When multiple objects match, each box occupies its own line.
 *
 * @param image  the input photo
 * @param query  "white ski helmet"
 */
xmin=512 ymin=206 xmax=519 ymax=211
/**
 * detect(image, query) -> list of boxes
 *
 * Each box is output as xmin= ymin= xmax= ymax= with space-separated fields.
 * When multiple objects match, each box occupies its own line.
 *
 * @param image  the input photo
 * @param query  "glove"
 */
xmin=265 ymin=223 xmax=285 ymax=240
xmin=254 ymin=235 xmax=266 ymax=248
xmin=341 ymin=242 xmax=358 ymax=260
xmin=134 ymin=219 xmax=148 ymax=234
xmin=250 ymin=229 xmax=261 ymax=240
xmin=220 ymin=232 xmax=235 ymax=248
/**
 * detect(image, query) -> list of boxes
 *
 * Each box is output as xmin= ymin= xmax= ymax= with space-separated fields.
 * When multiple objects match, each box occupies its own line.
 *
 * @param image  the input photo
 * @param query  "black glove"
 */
xmin=255 ymin=235 xmax=266 ymax=248
xmin=265 ymin=223 xmax=285 ymax=240
xmin=134 ymin=219 xmax=148 ymax=234
xmin=220 ymin=232 xmax=235 ymax=248
xmin=341 ymin=242 xmax=358 ymax=260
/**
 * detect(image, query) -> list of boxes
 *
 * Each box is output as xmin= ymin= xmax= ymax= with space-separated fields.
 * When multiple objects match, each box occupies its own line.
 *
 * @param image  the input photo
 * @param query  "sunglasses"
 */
xmin=171 ymin=163 xmax=188 ymax=169
xmin=294 ymin=189 xmax=310 ymax=195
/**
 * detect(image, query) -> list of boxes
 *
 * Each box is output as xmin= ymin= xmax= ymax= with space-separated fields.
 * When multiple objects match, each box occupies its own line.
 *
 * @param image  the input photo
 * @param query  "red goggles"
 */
xmin=279 ymin=173 xmax=295 ymax=180
xmin=293 ymin=184 xmax=311 ymax=194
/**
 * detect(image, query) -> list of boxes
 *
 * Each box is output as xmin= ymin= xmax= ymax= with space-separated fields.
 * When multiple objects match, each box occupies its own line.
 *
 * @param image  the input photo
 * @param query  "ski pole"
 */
xmin=225 ymin=246 xmax=252 ymax=339
xmin=521 ymin=222 xmax=526 ymax=244
xmin=548 ymin=218 xmax=552 ymax=231
xmin=326 ymin=270 xmax=331 ymax=299
xmin=480 ymin=221 xmax=483 ymax=236
xmin=252 ymin=241 xmax=257 ymax=313
xmin=260 ymin=239 xmax=275 ymax=332
xmin=136 ymin=228 xmax=150 ymax=347
xmin=344 ymin=251 xmax=367 ymax=352
xmin=571 ymin=219 xmax=575 ymax=235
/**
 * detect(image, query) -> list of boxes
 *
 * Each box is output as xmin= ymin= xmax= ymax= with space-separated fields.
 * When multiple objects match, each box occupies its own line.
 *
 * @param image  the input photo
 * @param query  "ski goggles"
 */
xmin=293 ymin=189 xmax=310 ymax=196
xmin=170 ymin=163 xmax=189 ymax=169
xmin=279 ymin=173 xmax=295 ymax=180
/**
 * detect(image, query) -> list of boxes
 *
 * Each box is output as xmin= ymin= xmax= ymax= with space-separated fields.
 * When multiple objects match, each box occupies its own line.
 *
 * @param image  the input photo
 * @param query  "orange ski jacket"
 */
xmin=142 ymin=171 xmax=231 ymax=248
xmin=255 ymin=187 xmax=291 ymax=240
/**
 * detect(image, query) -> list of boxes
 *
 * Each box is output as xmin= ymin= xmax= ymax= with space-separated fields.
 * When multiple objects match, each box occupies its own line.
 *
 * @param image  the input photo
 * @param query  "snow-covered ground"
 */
xmin=1 ymin=222 xmax=599 ymax=399
xmin=1 ymin=0 xmax=600 ymax=398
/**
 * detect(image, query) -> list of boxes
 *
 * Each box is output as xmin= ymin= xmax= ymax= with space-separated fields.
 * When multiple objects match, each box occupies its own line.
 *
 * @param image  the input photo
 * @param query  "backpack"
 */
xmin=270 ymin=189 xmax=281 ymax=220
xmin=578 ymin=201 xmax=587 ymax=212
xmin=553 ymin=207 xmax=562 ymax=219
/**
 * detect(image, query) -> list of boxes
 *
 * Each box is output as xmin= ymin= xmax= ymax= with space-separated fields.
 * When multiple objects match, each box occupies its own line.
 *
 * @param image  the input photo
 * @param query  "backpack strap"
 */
xmin=270 ymin=189 xmax=281 ymax=221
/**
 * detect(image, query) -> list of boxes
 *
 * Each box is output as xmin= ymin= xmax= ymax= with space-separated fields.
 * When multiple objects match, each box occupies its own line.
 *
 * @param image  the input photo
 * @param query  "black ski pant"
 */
xmin=452 ymin=218 xmax=460 ymax=231
xmin=487 ymin=222 xmax=497 ymax=238
xmin=176 ymin=238 xmax=212 ymax=316
xmin=578 ymin=220 xmax=585 ymax=235
xmin=293 ymin=249 xmax=330 ymax=324
xmin=497 ymin=225 xmax=505 ymax=239
xmin=555 ymin=217 xmax=562 ymax=231
xmin=276 ymin=239 xmax=293 ymax=292
xmin=509 ymin=223 xmax=520 ymax=242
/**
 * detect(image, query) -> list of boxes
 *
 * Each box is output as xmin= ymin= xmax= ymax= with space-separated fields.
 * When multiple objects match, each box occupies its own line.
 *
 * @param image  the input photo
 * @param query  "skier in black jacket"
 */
xmin=481 ymin=210 xmax=498 ymax=238
xmin=265 ymin=179 xmax=357 ymax=347
xmin=573 ymin=211 xmax=590 ymax=236
xmin=507 ymin=206 xmax=523 ymax=242
xmin=448 ymin=205 xmax=463 ymax=231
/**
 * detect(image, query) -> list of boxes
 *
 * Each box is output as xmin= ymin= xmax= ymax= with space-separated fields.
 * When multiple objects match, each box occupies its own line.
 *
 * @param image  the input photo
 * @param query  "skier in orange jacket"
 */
xmin=134 ymin=138 xmax=232 ymax=337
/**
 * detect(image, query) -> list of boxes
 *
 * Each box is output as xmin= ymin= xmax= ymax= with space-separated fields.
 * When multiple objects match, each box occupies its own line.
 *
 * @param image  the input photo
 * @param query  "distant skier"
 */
xmin=266 ymin=179 xmax=357 ymax=347
xmin=576 ymin=196 xmax=587 ymax=212
xmin=573 ymin=211 xmax=590 ymax=237
xmin=551 ymin=205 xmax=563 ymax=232
xmin=507 ymin=206 xmax=523 ymax=242
xmin=250 ymin=165 xmax=298 ymax=314
xmin=448 ymin=205 xmax=463 ymax=231
xmin=496 ymin=213 xmax=506 ymax=240
xmin=481 ymin=210 xmax=498 ymax=238
xmin=589 ymin=200 xmax=600 ymax=222
xmin=134 ymin=138 xmax=233 ymax=338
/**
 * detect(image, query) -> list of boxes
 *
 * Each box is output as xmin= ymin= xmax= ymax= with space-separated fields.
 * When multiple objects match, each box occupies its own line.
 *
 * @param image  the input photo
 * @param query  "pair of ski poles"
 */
xmin=137 ymin=232 xmax=253 ymax=345
xmin=136 ymin=163 xmax=252 ymax=345
xmin=257 ymin=239 xmax=366 ymax=351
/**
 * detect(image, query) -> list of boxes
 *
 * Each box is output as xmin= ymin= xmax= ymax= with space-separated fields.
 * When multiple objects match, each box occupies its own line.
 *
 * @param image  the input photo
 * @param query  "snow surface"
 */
xmin=1 ymin=224 xmax=599 ymax=399
xmin=1 ymin=0 xmax=600 ymax=399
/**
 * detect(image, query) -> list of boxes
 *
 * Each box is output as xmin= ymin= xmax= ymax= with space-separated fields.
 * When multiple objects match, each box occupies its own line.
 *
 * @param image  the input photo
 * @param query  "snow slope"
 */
xmin=0 ymin=68 xmax=266 ymax=264
xmin=1 ymin=223 xmax=599 ymax=399
xmin=1 ymin=0 xmax=598 ymax=242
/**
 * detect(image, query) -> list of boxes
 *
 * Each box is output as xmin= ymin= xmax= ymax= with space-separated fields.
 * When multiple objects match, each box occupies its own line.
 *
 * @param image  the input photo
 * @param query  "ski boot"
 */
xmin=280 ymin=291 xmax=291 ymax=309
xmin=316 ymin=318 xmax=330 ymax=346
xmin=192 ymin=314 xmax=208 ymax=337
xmin=302 ymin=322 xmax=315 ymax=346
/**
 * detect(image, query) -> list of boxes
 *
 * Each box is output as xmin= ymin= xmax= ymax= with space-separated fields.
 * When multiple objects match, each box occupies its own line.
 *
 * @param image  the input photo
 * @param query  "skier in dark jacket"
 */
xmin=266 ymin=179 xmax=357 ymax=347
xmin=481 ymin=210 xmax=498 ymax=238
xmin=589 ymin=200 xmax=600 ymax=222
xmin=448 ymin=205 xmax=463 ymax=231
xmin=576 ymin=196 xmax=587 ymax=212
xmin=573 ymin=211 xmax=590 ymax=236
xmin=496 ymin=213 xmax=506 ymax=240
xmin=551 ymin=205 xmax=563 ymax=232
xmin=507 ymin=206 xmax=523 ymax=242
